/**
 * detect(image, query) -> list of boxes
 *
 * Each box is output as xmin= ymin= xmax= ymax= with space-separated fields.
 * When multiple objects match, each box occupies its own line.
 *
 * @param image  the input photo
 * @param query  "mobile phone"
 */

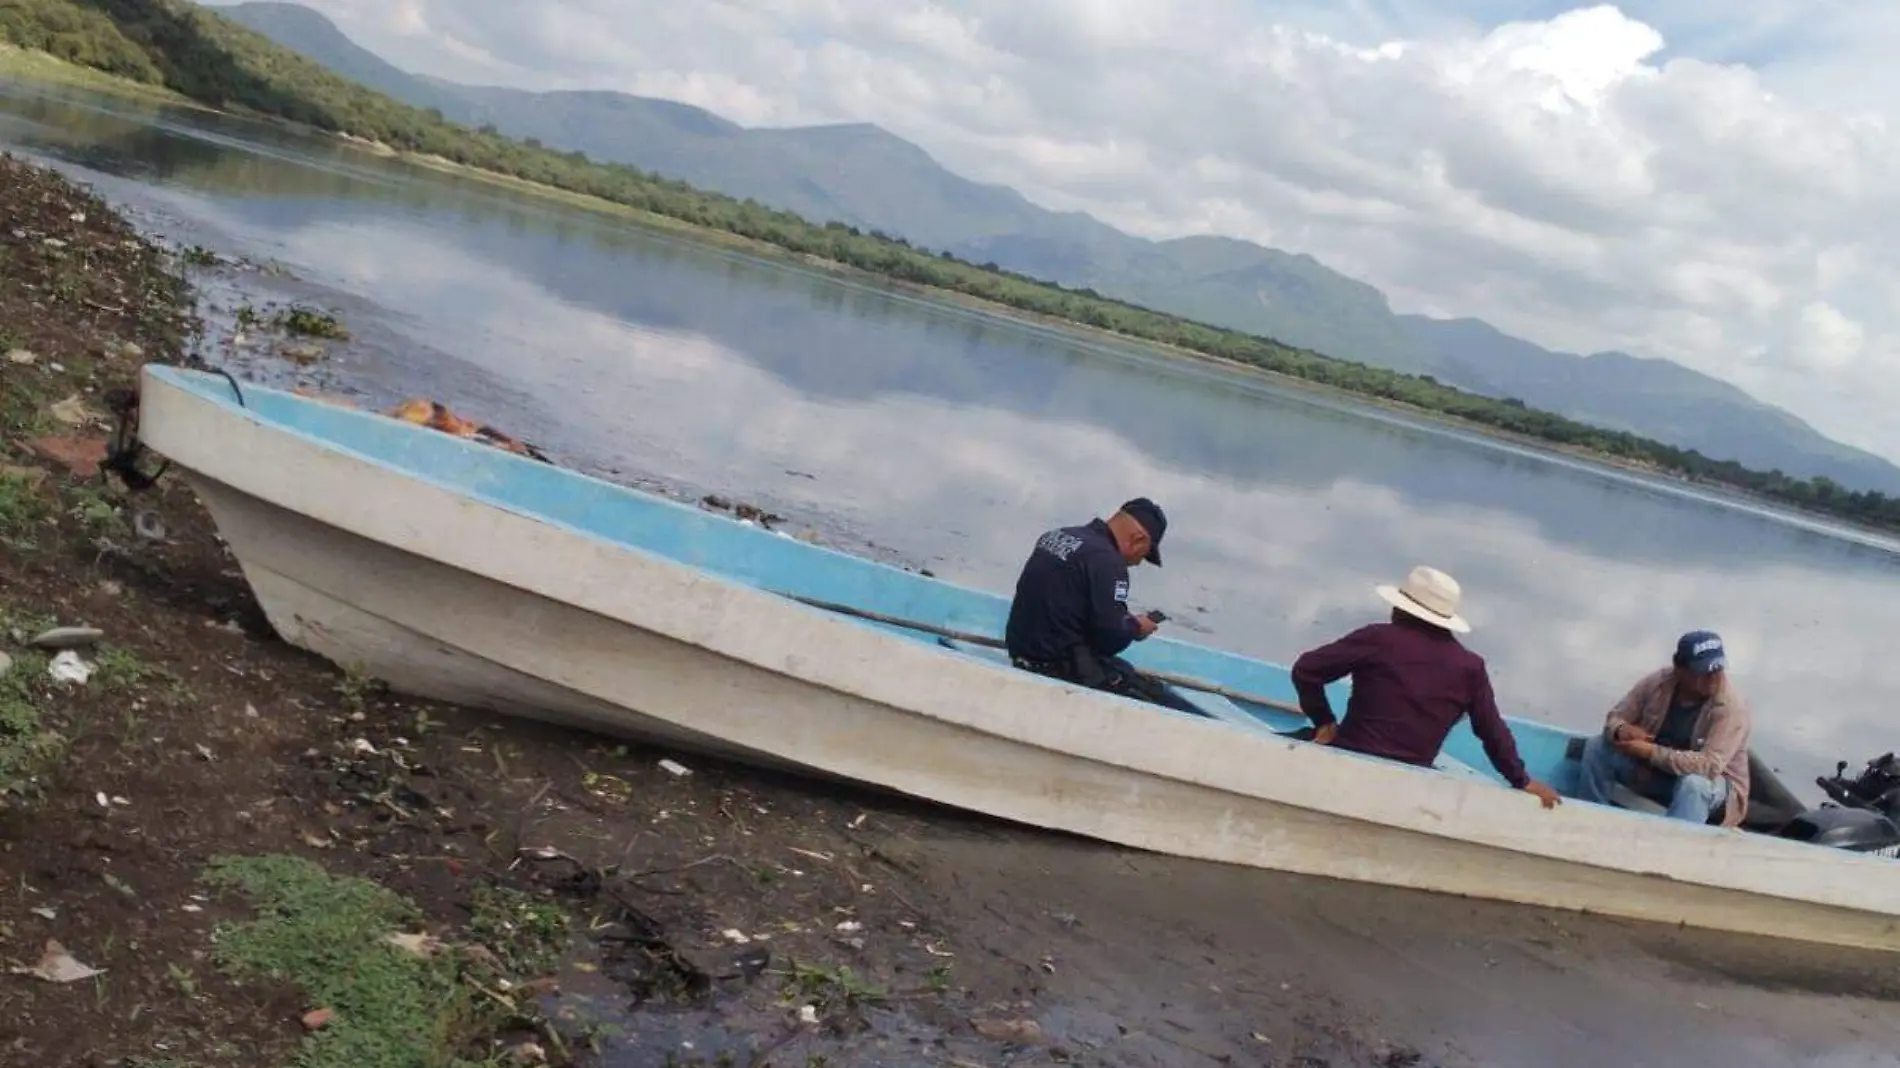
xmin=1145 ymin=610 xmax=1168 ymax=623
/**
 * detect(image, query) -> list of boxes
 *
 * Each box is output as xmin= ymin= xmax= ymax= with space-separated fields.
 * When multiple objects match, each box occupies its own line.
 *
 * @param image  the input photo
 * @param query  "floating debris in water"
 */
xmin=698 ymin=494 xmax=787 ymax=528
xmin=386 ymin=397 xmax=553 ymax=463
xmin=271 ymin=386 xmax=555 ymax=463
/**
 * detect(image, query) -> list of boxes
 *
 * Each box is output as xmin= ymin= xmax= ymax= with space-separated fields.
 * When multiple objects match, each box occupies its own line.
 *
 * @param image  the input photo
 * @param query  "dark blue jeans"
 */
xmin=1576 ymin=733 xmax=1727 ymax=822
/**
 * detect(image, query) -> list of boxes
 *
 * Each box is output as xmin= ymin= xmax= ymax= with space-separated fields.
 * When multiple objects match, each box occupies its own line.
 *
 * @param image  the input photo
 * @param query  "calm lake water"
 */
xmin=5 ymin=80 xmax=1897 ymax=801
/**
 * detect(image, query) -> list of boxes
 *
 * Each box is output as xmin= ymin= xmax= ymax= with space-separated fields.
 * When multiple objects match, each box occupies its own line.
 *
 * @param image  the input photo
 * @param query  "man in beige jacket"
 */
xmin=1575 ymin=630 xmax=1752 ymax=826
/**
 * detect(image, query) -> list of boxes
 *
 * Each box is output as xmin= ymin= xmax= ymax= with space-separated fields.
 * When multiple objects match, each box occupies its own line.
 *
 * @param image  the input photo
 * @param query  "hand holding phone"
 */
xmin=1145 ymin=609 xmax=1168 ymax=624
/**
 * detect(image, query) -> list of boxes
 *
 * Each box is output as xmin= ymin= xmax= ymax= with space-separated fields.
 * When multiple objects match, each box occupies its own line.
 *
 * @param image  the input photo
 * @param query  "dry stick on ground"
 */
xmin=842 ymin=858 xmax=932 ymax=925
xmin=517 ymin=844 xmax=737 ymax=897
xmin=844 ymin=830 xmax=926 ymax=877
xmin=507 ymin=779 xmax=555 ymax=859
xmin=550 ymin=785 xmax=612 ymax=818
xmin=613 ymin=829 xmax=662 ymax=870
xmin=621 ymin=853 xmax=738 ymax=881
xmin=512 ymin=847 xmax=702 ymax=966
xmin=537 ymin=1017 xmax=573 ymax=1064
xmin=717 ymin=795 xmax=749 ymax=834
xmin=745 ymin=1025 xmax=809 ymax=1068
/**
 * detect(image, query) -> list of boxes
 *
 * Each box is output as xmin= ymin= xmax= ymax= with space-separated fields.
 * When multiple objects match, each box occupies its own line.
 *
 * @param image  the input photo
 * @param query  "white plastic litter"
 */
xmin=48 ymin=650 xmax=94 ymax=684
xmin=11 ymin=940 xmax=103 ymax=983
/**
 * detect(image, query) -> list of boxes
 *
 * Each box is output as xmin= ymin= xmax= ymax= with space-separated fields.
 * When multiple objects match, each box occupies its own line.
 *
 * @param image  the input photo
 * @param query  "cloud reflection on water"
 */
xmin=191 ymin=212 xmax=1898 ymax=799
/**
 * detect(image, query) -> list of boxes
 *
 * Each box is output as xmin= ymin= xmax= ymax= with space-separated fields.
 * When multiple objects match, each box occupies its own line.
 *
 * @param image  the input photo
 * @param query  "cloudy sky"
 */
xmin=221 ymin=1 xmax=1900 ymax=462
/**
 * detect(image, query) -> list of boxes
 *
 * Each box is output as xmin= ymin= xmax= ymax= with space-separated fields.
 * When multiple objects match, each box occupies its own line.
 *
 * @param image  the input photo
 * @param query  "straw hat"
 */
xmin=1376 ymin=565 xmax=1470 ymax=634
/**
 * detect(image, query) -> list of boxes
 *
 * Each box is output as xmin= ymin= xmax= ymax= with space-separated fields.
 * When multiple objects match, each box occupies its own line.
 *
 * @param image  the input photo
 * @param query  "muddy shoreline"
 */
xmin=4 ymin=153 xmax=1900 ymax=1068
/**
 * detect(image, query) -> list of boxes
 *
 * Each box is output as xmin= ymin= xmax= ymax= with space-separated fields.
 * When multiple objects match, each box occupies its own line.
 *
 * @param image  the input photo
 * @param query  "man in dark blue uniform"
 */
xmin=1004 ymin=498 xmax=1201 ymax=714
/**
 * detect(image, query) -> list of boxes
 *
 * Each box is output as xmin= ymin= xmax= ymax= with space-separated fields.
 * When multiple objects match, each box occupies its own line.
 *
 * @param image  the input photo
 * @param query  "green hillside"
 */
xmin=209 ymin=1 xmax=1900 ymax=498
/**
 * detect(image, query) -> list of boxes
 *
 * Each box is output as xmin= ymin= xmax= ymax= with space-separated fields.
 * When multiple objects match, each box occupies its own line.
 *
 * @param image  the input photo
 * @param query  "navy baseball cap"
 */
xmin=1119 ymin=497 xmax=1167 ymax=566
xmin=1675 ymin=630 xmax=1726 ymax=674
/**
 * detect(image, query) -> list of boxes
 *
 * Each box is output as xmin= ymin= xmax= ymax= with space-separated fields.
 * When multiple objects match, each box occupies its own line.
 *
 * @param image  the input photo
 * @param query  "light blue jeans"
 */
xmin=1576 ymin=733 xmax=1728 ymax=823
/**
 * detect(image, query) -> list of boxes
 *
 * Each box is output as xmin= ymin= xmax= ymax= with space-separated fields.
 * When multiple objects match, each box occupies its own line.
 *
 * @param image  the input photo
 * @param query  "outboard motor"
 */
xmin=1815 ymin=752 xmax=1900 ymax=815
xmin=1773 ymin=753 xmax=1900 ymax=858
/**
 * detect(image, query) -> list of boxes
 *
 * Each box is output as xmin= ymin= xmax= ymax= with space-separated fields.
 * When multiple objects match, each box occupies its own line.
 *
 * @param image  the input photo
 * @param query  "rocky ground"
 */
xmin=6 ymin=150 xmax=1900 ymax=1068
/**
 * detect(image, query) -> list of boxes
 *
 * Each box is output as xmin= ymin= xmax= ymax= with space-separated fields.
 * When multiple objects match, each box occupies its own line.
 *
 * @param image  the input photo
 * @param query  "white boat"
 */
xmin=131 ymin=364 xmax=1900 ymax=952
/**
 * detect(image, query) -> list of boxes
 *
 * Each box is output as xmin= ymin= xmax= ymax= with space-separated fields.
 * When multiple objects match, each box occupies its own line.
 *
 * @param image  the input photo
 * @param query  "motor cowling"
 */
xmin=1816 ymin=752 xmax=1900 ymax=818
xmin=1777 ymin=804 xmax=1900 ymax=858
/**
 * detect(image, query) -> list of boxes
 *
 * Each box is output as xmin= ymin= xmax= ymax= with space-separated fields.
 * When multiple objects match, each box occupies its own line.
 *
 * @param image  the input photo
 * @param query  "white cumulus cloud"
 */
xmin=224 ymin=0 xmax=1900 ymax=462
xmin=1791 ymin=301 xmax=1866 ymax=373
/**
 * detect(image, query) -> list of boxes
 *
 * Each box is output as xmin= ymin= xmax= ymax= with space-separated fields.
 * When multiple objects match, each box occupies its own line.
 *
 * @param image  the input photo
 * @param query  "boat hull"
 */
xmin=139 ymin=366 xmax=1900 ymax=953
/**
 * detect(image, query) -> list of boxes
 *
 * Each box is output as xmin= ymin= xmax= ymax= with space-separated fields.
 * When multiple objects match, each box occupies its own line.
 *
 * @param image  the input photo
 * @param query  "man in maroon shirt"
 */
xmin=1290 ymin=565 xmax=1562 ymax=808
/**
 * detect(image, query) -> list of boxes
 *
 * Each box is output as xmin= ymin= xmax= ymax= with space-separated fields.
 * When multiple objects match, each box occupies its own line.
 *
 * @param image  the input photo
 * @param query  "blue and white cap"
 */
xmin=1675 ymin=630 xmax=1726 ymax=674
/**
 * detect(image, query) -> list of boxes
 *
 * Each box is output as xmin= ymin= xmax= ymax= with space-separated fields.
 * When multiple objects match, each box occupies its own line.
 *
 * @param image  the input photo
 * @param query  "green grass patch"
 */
xmin=203 ymin=855 xmax=572 ymax=1068
xmin=780 ymin=960 xmax=886 ymax=1014
xmin=0 ymin=649 xmax=64 ymax=803
xmin=0 ymin=43 xmax=196 ymax=107
xmin=276 ymin=305 xmax=348 ymax=340
xmin=0 ymin=604 xmax=57 ymax=637
xmin=0 ymin=468 xmax=53 ymax=546
xmin=91 ymin=643 xmax=175 ymax=692
xmin=333 ymin=662 xmax=384 ymax=716
xmin=467 ymin=885 xmax=569 ymax=978
xmin=66 ymin=483 xmax=127 ymax=536
xmin=204 ymin=855 xmax=463 ymax=1068
xmin=0 ymin=368 xmax=60 ymax=441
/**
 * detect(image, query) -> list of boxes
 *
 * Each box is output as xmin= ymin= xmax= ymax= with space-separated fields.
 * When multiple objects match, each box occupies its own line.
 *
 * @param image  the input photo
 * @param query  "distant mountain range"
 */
xmin=215 ymin=1 xmax=1900 ymax=495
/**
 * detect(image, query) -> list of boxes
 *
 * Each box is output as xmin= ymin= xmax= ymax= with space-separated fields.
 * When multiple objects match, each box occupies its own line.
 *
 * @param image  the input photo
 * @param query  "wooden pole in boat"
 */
xmin=780 ymin=593 xmax=1309 ymax=719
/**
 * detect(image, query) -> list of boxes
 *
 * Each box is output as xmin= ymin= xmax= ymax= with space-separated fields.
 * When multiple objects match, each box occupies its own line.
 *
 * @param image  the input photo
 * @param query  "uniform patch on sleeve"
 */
xmin=1037 ymin=530 xmax=1084 ymax=560
xmin=1113 ymin=579 xmax=1129 ymax=602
